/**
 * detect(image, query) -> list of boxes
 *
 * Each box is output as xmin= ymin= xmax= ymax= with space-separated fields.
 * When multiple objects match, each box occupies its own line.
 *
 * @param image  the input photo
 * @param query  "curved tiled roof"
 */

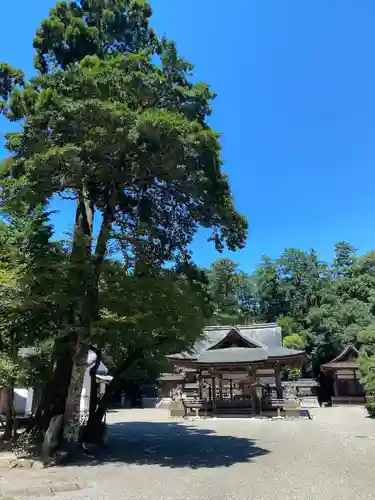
xmin=322 ymin=344 xmax=358 ymax=365
xmin=321 ymin=345 xmax=359 ymax=371
xmin=197 ymin=347 xmax=269 ymax=365
xmin=167 ymin=323 xmax=304 ymax=363
xmin=201 ymin=323 xmax=282 ymax=349
xmin=266 ymin=346 xmax=305 ymax=358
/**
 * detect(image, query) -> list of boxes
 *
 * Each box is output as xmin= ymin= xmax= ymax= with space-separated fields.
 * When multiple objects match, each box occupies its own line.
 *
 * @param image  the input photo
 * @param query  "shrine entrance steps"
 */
xmin=205 ymin=400 xmax=253 ymax=418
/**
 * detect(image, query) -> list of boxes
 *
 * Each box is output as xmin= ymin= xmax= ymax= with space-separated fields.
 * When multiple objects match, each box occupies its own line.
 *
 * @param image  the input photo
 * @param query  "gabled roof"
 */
xmin=322 ymin=345 xmax=358 ymax=365
xmin=196 ymin=345 xmax=304 ymax=365
xmin=198 ymin=347 xmax=269 ymax=365
xmin=167 ymin=323 xmax=282 ymax=361
xmin=266 ymin=346 xmax=305 ymax=358
xmin=208 ymin=326 xmax=267 ymax=350
xmin=167 ymin=323 xmax=304 ymax=364
xmin=329 ymin=344 xmax=358 ymax=363
xmin=321 ymin=345 xmax=359 ymax=371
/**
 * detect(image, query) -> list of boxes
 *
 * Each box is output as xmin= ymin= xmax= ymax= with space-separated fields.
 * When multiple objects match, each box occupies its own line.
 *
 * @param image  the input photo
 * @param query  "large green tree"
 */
xmin=358 ymin=325 xmax=375 ymax=397
xmin=0 ymin=209 xmax=64 ymax=439
xmin=254 ymin=256 xmax=286 ymax=323
xmin=277 ymin=248 xmax=329 ymax=320
xmin=332 ymin=241 xmax=357 ymax=279
xmin=207 ymin=258 xmax=257 ymax=324
xmin=0 ymin=0 xmax=247 ymax=441
xmin=253 ymin=244 xmax=375 ymax=377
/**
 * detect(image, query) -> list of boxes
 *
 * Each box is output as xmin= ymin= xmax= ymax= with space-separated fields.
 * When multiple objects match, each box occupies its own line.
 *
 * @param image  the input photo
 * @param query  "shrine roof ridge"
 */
xmin=321 ymin=344 xmax=359 ymax=369
xmin=204 ymin=323 xmax=278 ymax=331
xmin=166 ymin=323 xmax=305 ymax=363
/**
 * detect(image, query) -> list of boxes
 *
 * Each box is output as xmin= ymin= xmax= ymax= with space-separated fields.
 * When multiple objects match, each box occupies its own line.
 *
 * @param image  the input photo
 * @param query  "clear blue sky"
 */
xmin=1 ymin=0 xmax=375 ymax=273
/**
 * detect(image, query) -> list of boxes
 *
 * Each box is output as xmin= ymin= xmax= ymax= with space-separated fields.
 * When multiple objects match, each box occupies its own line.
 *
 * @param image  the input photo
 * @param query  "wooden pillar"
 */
xmin=333 ymin=374 xmax=338 ymax=397
xmin=212 ymin=376 xmax=216 ymax=415
xmin=275 ymin=363 xmax=283 ymax=399
xmin=219 ymin=375 xmax=223 ymax=400
xmin=229 ymin=379 xmax=233 ymax=400
xmin=198 ymin=369 xmax=203 ymax=399
xmin=353 ymin=369 xmax=359 ymax=395
xmin=249 ymin=368 xmax=256 ymax=415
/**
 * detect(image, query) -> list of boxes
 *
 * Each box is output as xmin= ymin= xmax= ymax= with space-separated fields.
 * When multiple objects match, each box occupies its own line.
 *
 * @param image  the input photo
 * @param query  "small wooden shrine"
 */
xmin=160 ymin=324 xmax=305 ymax=416
xmin=321 ymin=345 xmax=365 ymax=404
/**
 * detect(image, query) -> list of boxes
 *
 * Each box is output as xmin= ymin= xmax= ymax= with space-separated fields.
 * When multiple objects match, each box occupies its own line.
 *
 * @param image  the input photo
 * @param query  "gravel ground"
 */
xmin=13 ymin=406 xmax=375 ymax=500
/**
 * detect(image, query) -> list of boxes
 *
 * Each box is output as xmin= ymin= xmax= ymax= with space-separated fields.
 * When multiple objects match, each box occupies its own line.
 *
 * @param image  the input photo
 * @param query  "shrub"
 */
xmin=365 ymin=401 xmax=375 ymax=418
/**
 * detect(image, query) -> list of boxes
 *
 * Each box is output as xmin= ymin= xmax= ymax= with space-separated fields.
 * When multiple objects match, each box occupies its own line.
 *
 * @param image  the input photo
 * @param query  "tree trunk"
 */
xmin=32 ymin=184 xmax=114 ymax=448
xmin=61 ymin=185 xmax=95 ymax=442
xmin=3 ymin=386 xmax=15 ymax=441
xmin=29 ymin=187 xmax=94 ymax=441
xmin=29 ymin=341 xmax=74 ymax=437
xmin=62 ymin=340 xmax=89 ymax=443
xmin=65 ymin=189 xmax=116 ymax=443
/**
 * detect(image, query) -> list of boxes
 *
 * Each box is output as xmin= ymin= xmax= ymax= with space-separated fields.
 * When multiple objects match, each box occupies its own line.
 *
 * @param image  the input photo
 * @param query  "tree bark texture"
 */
xmin=63 ymin=340 xmax=90 ymax=442
xmin=30 ymin=185 xmax=115 ymax=446
xmin=65 ymin=188 xmax=116 ymax=440
xmin=3 ymin=386 xmax=15 ymax=441
xmin=30 ymin=341 xmax=74 ymax=437
xmin=62 ymin=187 xmax=94 ymax=441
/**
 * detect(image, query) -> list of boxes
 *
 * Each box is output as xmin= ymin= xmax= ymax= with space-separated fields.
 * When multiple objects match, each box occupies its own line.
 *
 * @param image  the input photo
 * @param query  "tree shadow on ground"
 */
xmin=58 ymin=421 xmax=270 ymax=469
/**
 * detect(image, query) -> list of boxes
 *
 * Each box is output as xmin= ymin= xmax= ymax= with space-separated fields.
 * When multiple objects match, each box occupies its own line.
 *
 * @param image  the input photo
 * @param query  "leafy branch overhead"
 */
xmin=1 ymin=52 xmax=246 ymax=260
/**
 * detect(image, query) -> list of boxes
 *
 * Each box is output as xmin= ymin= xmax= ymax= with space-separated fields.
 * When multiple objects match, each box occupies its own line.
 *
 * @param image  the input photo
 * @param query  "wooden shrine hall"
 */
xmin=321 ymin=345 xmax=365 ymax=405
xmin=162 ymin=324 xmax=305 ymax=416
